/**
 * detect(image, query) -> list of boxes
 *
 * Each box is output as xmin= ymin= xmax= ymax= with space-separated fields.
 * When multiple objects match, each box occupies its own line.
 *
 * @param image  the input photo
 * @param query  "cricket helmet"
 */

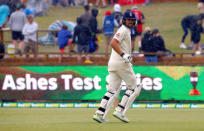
xmin=122 ymin=10 xmax=136 ymax=28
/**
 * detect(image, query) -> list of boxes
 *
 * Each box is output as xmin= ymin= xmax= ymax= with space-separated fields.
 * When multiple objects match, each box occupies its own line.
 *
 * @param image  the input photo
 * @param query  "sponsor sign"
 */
xmin=1 ymin=102 xmax=204 ymax=109
xmin=0 ymin=66 xmax=204 ymax=101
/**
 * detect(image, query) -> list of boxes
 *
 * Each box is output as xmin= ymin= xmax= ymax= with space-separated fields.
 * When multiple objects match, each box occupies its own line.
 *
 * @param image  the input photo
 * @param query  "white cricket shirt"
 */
xmin=108 ymin=25 xmax=132 ymax=71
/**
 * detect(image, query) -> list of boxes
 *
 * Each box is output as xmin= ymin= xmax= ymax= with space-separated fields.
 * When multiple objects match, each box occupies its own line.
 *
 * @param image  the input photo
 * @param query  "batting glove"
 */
xmin=121 ymin=53 xmax=132 ymax=63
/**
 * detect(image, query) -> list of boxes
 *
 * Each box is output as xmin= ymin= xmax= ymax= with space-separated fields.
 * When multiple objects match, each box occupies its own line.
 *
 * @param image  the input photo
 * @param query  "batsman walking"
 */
xmin=93 ymin=10 xmax=142 ymax=123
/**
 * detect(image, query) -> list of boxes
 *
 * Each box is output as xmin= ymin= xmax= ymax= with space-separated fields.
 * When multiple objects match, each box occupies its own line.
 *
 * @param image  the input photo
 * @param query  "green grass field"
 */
xmin=0 ymin=108 xmax=204 ymax=131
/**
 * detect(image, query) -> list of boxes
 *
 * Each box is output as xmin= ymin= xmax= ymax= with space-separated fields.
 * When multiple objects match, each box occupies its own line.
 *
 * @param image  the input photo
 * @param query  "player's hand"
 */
xmin=121 ymin=53 xmax=132 ymax=63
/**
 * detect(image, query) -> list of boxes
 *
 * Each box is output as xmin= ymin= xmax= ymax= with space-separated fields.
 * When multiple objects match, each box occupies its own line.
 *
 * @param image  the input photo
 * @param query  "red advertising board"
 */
xmin=117 ymin=0 xmax=145 ymax=5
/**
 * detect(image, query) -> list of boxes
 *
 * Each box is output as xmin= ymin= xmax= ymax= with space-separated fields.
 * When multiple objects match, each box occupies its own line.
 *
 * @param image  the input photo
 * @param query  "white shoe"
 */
xmin=113 ymin=111 xmax=129 ymax=123
xmin=93 ymin=113 xmax=109 ymax=123
xmin=179 ymin=43 xmax=187 ymax=49
xmin=195 ymin=51 xmax=201 ymax=55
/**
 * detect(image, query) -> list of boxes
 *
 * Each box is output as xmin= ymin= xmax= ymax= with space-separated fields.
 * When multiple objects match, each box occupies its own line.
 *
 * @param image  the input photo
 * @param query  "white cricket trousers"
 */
xmin=108 ymin=67 xmax=137 ymax=93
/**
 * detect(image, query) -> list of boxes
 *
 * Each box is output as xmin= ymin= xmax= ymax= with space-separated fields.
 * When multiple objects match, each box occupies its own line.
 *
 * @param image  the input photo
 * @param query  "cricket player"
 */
xmin=93 ymin=10 xmax=142 ymax=123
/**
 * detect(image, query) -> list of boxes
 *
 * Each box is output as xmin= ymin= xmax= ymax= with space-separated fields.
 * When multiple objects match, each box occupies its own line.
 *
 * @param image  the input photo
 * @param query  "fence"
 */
xmin=1 ymin=28 xmax=204 ymax=66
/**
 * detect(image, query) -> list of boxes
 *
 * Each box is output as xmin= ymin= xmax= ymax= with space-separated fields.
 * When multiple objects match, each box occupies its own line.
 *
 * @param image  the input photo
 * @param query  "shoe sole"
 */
xmin=93 ymin=116 xmax=109 ymax=123
xmin=93 ymin=117 xmax=103 ymax=123
xmin=113 ymin=113 xmax=129 ymax=123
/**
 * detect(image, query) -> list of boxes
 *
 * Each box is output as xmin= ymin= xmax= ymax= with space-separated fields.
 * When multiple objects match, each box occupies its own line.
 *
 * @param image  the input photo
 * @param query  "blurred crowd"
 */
xmin=179 ymin=0 xmax=204 ymax=56
xmin=0 ymin=0 xmax=49 ymax=17
xmin=0 ymin=0 xmax=203 ymax=64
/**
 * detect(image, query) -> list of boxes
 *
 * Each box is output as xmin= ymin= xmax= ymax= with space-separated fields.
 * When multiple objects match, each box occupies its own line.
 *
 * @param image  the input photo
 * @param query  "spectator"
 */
xmin=72 ymin=17 xmax=93 ymax=64
xmin=36 ymin=0 xmax=49 ymax=16
xmin=198 ymin=0 xmax=204 ymax=17
xmin=191 ymin=15 xmax=203 ymax=56
xmin=112 ymin=4 xmax=123 ymax=28
xmin=43 ymin=0 xmax=51 ymax=16
xmin=52 ymin=0 xmax=60 ymax=6
xmin=20 ymin=0 xmax=27 ymax=7
xmin=0 ymin=42 xmax=5 ymax=59
xmin=26 ymin=0 xmax=49 ymax=17
xmin=80 ymin=5 xmax=92 ymax=25
xmin=103 ymin=10 xmax=114 ymax=56
xmin=51 ymin=0 xmax=66 ymax=7
xmin=0 ymin=5 xmax=10 ymax=28
xmin=152 ymin=29 xmax=174 ymax=57
xmin=0 ymin=5 xmax=10 ymax=59
xmin=57 ymin=24 xmax=72 ymax=62
xmin=131 ymin=5 xmax=145 ymax=53
xmin=180 ymin=14 xmax=197 ymax=49
xmin=0 ymin=0 xmax=22 ymax=14
xmin=72 ymin=4 xmax=91 ymax=54
xmin=8 ymin=3 xmax=26 ymax=55
xmin=152 ymin=29 xmax=165 ymax=52
xmin=95 ymin=0 xmax=106 ymax=8
xmin=67 ymin=0 xmax=75 ymax=6
xmin=197 ymin=0 xmax=204 ymax=40
xmin=61 ymin=0 xmax=67 ymax=7
xmin=108 ymin=0 xmax=117 ymax=5
xmin=180 ymin=14 xmax=204 ymax=50
xmin=141 ymin=27 xmax=158 ymax=63
xmin=89 ymin=8 xmax=101 ymax=53
xmin=0 ymin=26 xmax=5 ymax=59
xmin=25 ymin=0 xmax=35 ymax=13
xmin=22 ymin=14 xmax=38 ymax=58
xmin=24 ymin=8 xmax=32 ymax=16
xmin=143 ymin=0 xmax=152 ymax=6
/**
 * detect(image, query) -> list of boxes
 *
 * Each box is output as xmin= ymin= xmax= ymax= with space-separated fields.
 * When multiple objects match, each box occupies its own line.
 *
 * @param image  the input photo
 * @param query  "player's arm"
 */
xmin=110 ymin=38 xmax=123 ymax=56
xmin=110 ymin=38 xmax=132 ymax=63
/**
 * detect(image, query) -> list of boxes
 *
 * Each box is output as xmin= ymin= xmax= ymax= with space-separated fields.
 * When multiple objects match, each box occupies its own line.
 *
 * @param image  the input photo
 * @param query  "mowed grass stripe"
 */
xmin=0 ymin=108 xmax=204 ymax=131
